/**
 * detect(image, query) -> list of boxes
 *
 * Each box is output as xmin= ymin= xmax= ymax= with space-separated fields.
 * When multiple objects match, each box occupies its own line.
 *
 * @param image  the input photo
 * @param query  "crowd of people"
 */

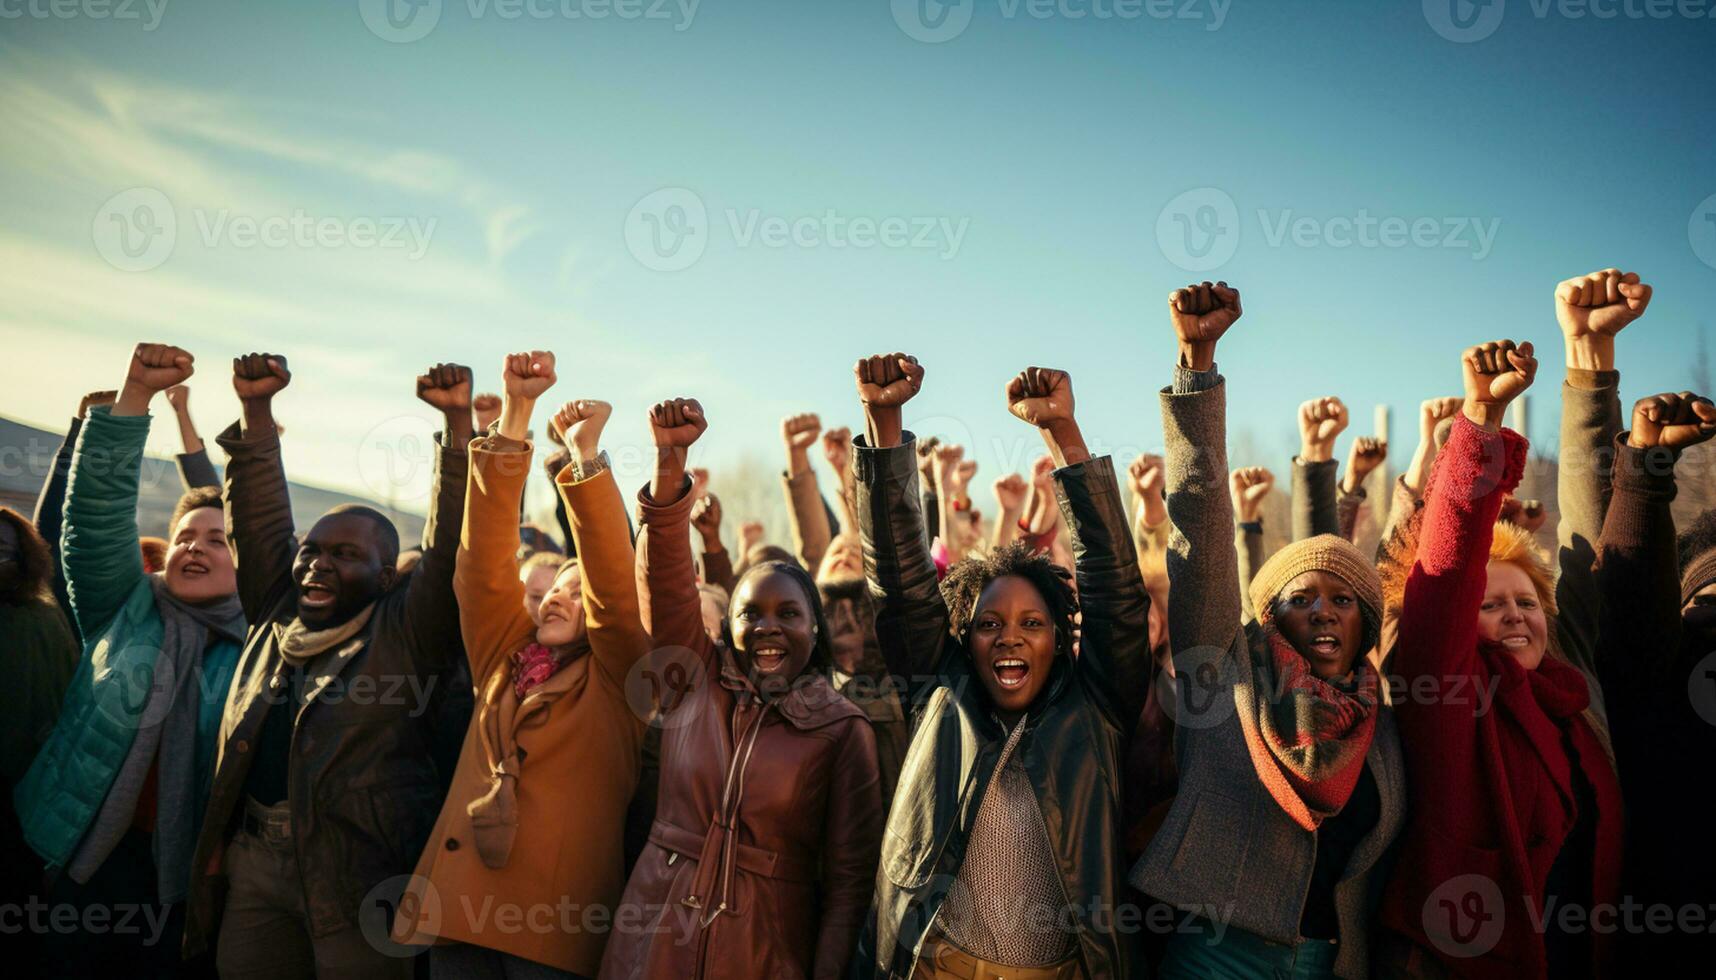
xmin=5 ymin=267 xmax=1716 ymax=980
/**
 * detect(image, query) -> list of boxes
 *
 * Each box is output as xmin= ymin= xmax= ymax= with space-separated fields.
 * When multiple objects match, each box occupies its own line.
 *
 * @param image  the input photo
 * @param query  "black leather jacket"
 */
xmin=850 ymin=437 xmax=1151 ymax=980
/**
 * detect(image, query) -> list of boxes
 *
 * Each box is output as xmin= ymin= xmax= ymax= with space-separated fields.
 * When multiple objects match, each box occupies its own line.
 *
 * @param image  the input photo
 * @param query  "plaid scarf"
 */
xmin=1234 ymin=627 xmax=1380 ymax=832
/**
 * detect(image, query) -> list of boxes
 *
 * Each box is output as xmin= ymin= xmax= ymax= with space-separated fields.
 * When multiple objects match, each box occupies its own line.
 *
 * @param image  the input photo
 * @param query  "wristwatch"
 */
xmin=568 ymin=450 xmax=611 ymax=483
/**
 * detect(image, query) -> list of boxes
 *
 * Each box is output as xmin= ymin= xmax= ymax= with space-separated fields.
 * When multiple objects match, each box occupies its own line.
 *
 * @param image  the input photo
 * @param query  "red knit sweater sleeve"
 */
xmin=1394 ymin=417 xmax=1527 ymax=760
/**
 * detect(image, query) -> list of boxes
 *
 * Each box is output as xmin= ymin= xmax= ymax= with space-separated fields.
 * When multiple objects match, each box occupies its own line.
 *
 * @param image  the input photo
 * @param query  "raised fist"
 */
xmin=1628 ymin=392 xmax=1716 ymax=451
xmin=691 ymin=493 xmax=723 ymax=538
xmin=1229 ymin=466 xmax=1275 ymax=522
xmin=931 ymin=443 xmax=965 ymax=490
xmin=915 ymin=436 xmax=941 ymax=478
xmin=79 ymin=389 xmax=118 ymax=418
xmin=1129 ymin=454 xmax=1164 ymax=500
xmin=472 ymin=393 xmax=502 ymax=432
xmin=992 ymin=472 xmax=1027 ymax=512
xmin=164 ymin=385 xmax=190 ymax=412
xmin=1500 ymin=496 xmax=1548 ymax=533
xmin=689 ymin=467 xmax=711 ymax=500
xmin=739 ymin=520 xmax=765 ymax=551
xmin=821 ymin=426 xmax=852 ymax=472
xmin=1346 ymin=436 xmax=1389 ymax=484
xmin=854 ymin=352 xmax=924 ymax=408
xmin=1463 ymin=340 xmax=1537 ymax=413
xmin=232 ymin=352 xmax=290 ymax=401
xmin=1556 ymin=268 xmax=1651 ymax=341
xmin=1004 ymin=366 xmax=1075 ymax=428
xmin=550 ymin=399 xmax=613 ymax=456
xmin=1030 ymin=454 xmax=1056 ymax=490
xmin=1298 ymin=397 xmax=1349 ymax=462
xmin=416 ymin=362 xmax=473 ymax=413
xmin=129 ymin=343 xmax=195 ymax=393
xmin=1420 ymin=397 xmax=1463 ymax=442
xmin=1169 ymin=281 xmax=1243 ymax=351
xmin=649 ymin=397 xmax=707 ymax=449
xmin=955 ymin=459 xmax=978 ymax=488
xmin=782 ymin=413 xmax=822 ymax=451
xmin=502 ymin=351 xmax=557 ymax=401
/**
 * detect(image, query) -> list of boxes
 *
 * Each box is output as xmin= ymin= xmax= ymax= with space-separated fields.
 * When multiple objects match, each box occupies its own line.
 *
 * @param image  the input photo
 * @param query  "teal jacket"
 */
xmin=12 ymin=407 xmax=241 ymax=868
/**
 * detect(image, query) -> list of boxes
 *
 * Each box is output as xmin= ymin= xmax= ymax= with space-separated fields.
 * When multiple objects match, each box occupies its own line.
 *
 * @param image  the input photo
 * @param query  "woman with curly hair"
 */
xmin=849 ymin=354 xmax=1152 ymax=980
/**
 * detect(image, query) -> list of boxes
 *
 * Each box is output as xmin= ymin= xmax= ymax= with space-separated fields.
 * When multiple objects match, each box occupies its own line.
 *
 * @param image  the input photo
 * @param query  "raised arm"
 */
xmin=1292 ymin=396 xmax=1347 ymax=541
xmin=1160 ymin=280 xmax=1246 ymax=669
xmin=1554 ymin=268 xmax=1649 ymax=679
xmin=1229 ymin=466 xmax=1274 ymax=622
xmin=398 ymin=362 xmax=474 ymax=670
xmin=1007 ymin=365 xmax=1151 ymax=730
xmin=219 ymin=351 xmax=298 ymax=619
xmin=781 ymin=413 xmax=834 ymax=572
xmin=1338 ymin=436 xmax=1387 ymax=541
xmin=35 ymin=390 xmax=113 ymax=629
xmin=550 ymin=398 xmax=652 ymax=692
xmin=454 ymin=352 xmax=553 ymax=681
xmin=61 ymin=348 xmax=188 ymax=635
xmin=1596 ymin=393 xmax=1716 ymax=689
xmin=1395 ymin=340 xmax=1537 ymax=689
xmin=991 ymin=472 xmax=1027 ymax=552
xmin=851 ymin=351 xmax=950 ymax=701
xmin=691 ymin=493 xmax=736 ymax=594
xmin=636 ymin=396 xmax=716 ymax=661
xmin=164 ymin=384 xmax=219 ymax=489
xmin=821 ymin=426 xmax=861 ymax=538
xmin=929 ymin=442 xmax=971 ymax=565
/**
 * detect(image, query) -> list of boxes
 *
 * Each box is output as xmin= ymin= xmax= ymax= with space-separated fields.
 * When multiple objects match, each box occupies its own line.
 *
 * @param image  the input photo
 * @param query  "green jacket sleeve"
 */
xmin=60 ymin=406 xmax=150 ymax=639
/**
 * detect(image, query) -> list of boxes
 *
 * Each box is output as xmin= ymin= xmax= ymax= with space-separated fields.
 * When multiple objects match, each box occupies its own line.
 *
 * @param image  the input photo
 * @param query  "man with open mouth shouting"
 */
xmin=849 ymin=353 xmax=1153 ymax=980
xmin=183 ymin=352 xmax=471 ymax=979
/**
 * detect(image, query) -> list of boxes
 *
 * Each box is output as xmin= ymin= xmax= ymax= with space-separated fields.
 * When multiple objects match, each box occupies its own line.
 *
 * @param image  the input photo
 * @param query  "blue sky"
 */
xmin=2 ymin=0 xmax=1713 ymax=524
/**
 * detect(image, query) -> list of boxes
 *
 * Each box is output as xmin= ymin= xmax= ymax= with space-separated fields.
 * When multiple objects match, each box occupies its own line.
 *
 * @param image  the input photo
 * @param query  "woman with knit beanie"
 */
xmin=392 ymin=352 xmax=650 ymax=979
xmin=1130 ymin=282 xmax=1405 ymax=980
xmin=1376 ymin=319 xmax=1629 ymax=977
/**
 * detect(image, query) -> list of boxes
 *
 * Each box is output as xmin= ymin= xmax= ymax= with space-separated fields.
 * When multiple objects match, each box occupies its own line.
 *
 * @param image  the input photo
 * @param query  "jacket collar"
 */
xmin=715 ymin=643 xmax=866 ymax=731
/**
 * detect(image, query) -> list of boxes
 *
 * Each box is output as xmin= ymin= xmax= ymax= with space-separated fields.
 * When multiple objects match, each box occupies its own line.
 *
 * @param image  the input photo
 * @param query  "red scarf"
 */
xmin=511 ymin=642 xmax=570 ymax=700
xmin=1236 ymin=629 xmax=1381 ymax=831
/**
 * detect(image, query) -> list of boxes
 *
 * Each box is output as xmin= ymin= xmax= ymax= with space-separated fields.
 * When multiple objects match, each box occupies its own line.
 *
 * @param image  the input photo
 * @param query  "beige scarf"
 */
xmin=271 ymin=603 xmax=376 ymax=667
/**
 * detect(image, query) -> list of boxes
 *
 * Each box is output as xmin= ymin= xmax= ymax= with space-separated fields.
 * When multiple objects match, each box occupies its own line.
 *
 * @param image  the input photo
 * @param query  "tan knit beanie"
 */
xmin=1249 ymin=533 xmax=1384 ymax=652
xmin=1683 ymin=551 xmax=1716 ymax=608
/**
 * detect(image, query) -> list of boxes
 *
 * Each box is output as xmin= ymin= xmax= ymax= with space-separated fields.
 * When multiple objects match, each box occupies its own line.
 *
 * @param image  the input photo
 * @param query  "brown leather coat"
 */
xmin=183 ymin=424 xmax=466 ymax=952
xmin=597 ymin=477 xmax=884 ymax=980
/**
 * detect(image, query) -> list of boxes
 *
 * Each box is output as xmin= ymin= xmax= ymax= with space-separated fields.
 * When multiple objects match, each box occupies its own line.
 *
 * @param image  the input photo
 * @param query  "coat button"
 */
xmin=445 ymin=838 xmax=459 ymax=851
xmin=235 ymin=740 xmax=250 ymax=753
xmin=269 ymin=675 xmax=285 ymax=692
